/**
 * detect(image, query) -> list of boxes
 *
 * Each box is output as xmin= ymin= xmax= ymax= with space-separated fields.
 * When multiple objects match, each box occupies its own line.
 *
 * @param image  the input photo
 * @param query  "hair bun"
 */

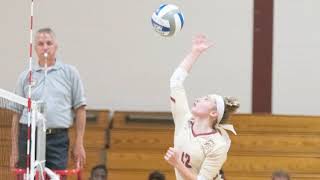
xmin=224 ymin=96 xmax=240 ymax=113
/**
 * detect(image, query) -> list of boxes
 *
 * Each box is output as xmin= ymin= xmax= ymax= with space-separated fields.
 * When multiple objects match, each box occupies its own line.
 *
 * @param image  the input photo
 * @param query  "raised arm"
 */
xmin=170 ymin=35 xmax=213 ymax=132
xmin=179 ymin=34 xmax=213 ymax=73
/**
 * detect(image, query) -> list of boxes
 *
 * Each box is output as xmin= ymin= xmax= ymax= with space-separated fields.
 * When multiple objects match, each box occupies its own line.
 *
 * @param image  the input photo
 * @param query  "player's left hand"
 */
xmin=72 ymin=141 xmax=86 ymax=169
xmin=164 ymin=147 xmax=182 ymax=167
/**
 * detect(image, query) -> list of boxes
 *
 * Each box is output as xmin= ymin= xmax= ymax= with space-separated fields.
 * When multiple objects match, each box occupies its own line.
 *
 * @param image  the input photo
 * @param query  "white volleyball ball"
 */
xmin=151 ymin=4 xmax=185 ymax=37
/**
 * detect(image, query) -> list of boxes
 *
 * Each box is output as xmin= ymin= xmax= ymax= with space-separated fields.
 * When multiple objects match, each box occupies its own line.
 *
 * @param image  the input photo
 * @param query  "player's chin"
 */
xmin=191 ymin=107 xmax=203 ymax=116
xmin=192 ymin=109 xmax=209 ymax=118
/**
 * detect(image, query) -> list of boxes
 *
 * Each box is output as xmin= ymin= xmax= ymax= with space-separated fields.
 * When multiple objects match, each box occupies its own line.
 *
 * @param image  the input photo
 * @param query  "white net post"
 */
xmin=30 ymin=107 xmax=37 ymax=179
xmin=36 ymin=102 xmax=46 ymax=180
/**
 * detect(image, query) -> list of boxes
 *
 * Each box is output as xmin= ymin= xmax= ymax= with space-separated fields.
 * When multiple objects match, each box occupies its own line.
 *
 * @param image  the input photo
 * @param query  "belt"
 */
xmin=46 ymin=128 xmax=68 ymax=135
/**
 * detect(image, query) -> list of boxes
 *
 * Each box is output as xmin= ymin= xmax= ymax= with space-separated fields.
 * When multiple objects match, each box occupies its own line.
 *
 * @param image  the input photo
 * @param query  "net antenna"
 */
xmin=26 ymin=0 xmax=59 ymax=178
xmin=27 ymin=0 xmax=36 ymax=178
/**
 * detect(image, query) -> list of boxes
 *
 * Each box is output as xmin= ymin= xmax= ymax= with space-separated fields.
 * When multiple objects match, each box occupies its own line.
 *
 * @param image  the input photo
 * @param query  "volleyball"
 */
xmin=151 ymin=4 xmax=184 ymax=37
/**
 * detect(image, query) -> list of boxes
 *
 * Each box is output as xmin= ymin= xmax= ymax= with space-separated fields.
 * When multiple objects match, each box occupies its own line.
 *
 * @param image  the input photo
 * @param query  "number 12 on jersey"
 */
xmin=181 ymin=152 xmax=192 ymax=168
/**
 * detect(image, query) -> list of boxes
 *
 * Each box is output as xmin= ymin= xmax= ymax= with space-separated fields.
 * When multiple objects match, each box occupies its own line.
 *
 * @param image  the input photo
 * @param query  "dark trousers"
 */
xmin=17 ymin=124 xmax=69 ymax=170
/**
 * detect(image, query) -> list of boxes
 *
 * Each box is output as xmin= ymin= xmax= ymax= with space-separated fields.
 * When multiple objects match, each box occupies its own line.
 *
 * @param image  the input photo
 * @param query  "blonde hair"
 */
xmin=220 ymin=96 xmax=240 ymax=124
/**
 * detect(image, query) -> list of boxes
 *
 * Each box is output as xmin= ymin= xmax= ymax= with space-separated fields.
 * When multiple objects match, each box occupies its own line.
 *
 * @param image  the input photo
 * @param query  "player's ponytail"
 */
xmin=220 ymin=96 xmax=240 ymax=124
